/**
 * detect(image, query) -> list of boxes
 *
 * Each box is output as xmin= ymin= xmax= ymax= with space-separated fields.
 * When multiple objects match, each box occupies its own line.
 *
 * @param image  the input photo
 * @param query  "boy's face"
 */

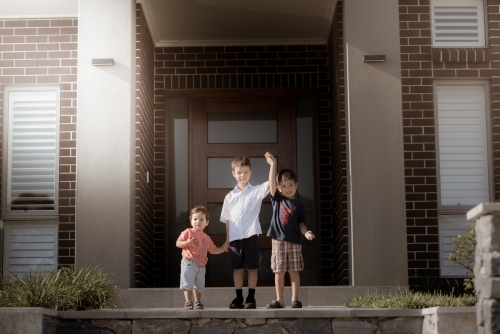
xmin=277 ymin=179 xmax=298 ymax=199
xmin=190 ymin=212 xmax=208 ymax=232
xmin=232 ymin=166 xmax=252 ymax=188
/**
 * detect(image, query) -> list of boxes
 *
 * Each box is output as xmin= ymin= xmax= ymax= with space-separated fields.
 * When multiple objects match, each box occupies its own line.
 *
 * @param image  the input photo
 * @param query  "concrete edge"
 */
xmin=467 ymin=202 xmax=500 ymax=221
xmin=0 ymin=307 xmax=57 ymax=317
xmin=421 ymin=306 xmax=476 ymax=315
xmin=0 ymin=306 xmax=476 ymax=319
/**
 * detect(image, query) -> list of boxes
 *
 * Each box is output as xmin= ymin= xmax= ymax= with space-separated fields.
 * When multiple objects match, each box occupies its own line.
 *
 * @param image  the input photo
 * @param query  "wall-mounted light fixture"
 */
xmin=92 ymin=58 xmax=114 ymax=66
xmin=363 ymin=55 xmax=386 ymax=62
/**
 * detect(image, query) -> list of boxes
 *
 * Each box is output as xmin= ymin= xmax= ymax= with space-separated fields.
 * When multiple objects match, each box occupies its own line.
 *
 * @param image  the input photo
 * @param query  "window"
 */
xmin=435 ymin=82 xmax=491 ymax=277
xmin=3 ymin=221 xmax=58 ymax=277
xmin=2 ymin=86 xmax=60 ymax=219
xmin=431 ymin=0 xmax=486 ymax=47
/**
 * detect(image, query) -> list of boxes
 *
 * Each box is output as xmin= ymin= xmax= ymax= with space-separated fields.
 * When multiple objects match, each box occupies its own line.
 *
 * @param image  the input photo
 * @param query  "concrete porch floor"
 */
xmin=120 ymin=286 xmax=406 ymax=309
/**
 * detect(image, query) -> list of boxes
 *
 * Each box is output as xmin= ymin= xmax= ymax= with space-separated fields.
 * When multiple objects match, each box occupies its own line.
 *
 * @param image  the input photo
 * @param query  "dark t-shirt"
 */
xmin=266 ymin=190 xmax=307 ymax=245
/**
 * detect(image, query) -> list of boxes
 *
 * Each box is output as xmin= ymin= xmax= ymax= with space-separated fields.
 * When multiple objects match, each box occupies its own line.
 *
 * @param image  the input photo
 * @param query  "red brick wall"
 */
xmin=328 ymin=1 xmax=348 ymax=285
xmin=399 ymin=0 xmax=500 ymax=286
xmin=153 ymin=44 xmax=337 ymax=285
xmin=135 ymin=5 xmax=157 ymax=287
xmin=0 ymin=18 xmax=78 ymax=267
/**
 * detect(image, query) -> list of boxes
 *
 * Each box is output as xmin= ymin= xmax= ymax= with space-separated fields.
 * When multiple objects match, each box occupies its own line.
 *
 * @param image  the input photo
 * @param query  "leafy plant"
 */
xmin=0 ymin=265 xmax=120 ymax=310
xmin=344 ymin=290 xmax=476 ymax=309
xmin=446 ymin=224 xmax=475 ymax=292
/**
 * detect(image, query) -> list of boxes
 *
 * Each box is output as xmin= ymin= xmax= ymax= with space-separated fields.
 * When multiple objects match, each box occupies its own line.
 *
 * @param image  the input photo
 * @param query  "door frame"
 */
xmin=163 ymin=89 xmax=322 ymax=286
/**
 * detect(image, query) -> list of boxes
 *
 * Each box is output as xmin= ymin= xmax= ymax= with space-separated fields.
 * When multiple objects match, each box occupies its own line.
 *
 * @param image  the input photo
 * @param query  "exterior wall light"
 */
xmin=363 ymin=55 xmax=386 ymax=62
xmin=92 ymin=58 xmax=114 ymax=66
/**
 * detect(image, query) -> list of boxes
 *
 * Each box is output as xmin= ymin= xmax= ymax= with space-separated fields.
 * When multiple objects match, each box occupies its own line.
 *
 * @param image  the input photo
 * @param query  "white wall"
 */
xmin=76 ymin=0 xmax=136 ymax=288
xmin=344 ymin=0 xmax=408 ymax=286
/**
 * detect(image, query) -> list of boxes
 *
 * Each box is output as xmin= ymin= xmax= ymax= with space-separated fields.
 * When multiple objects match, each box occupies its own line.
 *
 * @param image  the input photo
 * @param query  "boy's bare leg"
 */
xmin=289 ymin=271 xmax=300 ymax=301
xmin=275 ymin=272 xmax=286 ymax=304
xmin=193 ymin=289 xmax=201 ymax=302
xmin=233 ymin=269 xmax=244 ymax=289
xmin=247 ymin=269 xmax=258 ymax=289
xmin=184 ymin=290 xmax=193 ymax=302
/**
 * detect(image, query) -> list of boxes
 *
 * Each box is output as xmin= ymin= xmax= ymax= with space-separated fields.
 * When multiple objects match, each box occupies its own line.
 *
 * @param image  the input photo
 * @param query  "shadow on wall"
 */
xmin=11 ymin=193 xmax=54 ymax=211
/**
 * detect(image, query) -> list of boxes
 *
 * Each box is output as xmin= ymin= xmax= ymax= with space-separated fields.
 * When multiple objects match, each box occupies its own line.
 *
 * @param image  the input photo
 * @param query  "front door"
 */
xmin=165 ymin=89 xmax=319 ymax=287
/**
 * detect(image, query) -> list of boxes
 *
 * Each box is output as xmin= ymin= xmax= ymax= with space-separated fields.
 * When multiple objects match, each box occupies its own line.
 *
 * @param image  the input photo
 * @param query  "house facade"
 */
xmin=0 ymin=0 xmax=497 ymax=289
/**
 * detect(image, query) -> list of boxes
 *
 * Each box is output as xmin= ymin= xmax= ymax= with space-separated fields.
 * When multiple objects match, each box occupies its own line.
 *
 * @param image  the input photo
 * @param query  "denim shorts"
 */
xmin=180 ymin=258 xmax=206 ymax=291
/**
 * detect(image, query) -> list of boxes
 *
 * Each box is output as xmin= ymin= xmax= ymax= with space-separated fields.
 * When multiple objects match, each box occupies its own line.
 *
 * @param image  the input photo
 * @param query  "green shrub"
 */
xmin=0 ymin=265 xmax=120 ymax=310
xmin=446 ymin=224 xmax=476 ymax=292
xmin=344 ymin=290 xmax=476 ymax=309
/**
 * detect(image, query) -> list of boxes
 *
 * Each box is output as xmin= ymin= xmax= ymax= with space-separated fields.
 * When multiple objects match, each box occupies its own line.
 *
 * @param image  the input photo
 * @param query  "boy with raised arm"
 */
xmin=221 ymin=156 xmax=270 ymax=309
xmin=264 ymin=152 xmax=315 ymax=308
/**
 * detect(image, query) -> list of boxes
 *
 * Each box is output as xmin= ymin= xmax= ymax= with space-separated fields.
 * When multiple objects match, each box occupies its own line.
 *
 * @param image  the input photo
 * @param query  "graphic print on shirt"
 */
xmin=280 ymin=202 xmax=296 ymax=225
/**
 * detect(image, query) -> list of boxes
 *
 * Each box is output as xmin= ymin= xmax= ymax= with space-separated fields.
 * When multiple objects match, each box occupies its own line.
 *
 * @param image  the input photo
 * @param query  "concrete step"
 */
xmin=121 ymin=286 xmax=406 ymax=308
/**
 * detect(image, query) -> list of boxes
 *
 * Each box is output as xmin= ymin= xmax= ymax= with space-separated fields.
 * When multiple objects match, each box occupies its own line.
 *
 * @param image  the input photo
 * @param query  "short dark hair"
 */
xmin=189 ymin=205 xmax=209 ymax=220
xmin=231 ymin=156 xmax=251 ymax=171
xmin=277 ymin=169 xmax=297 ymax=184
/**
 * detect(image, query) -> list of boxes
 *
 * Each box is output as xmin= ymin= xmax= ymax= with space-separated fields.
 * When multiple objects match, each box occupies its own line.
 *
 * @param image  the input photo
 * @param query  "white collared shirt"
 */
xmin=220 ymin=182 xmax=269 ymax=242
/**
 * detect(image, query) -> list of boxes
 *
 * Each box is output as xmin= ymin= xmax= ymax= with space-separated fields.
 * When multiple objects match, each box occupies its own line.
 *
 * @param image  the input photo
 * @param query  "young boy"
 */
xmin=177 ymin=205 xmax=226 ymax=309
xmin=264 ymin=152 xmax=315 ymax=309
xmin=221 ymin=156 xmax=270 ymax=309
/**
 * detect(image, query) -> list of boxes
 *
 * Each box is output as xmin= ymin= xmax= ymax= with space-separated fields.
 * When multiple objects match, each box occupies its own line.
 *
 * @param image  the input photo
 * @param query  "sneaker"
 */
xmin=229 ymin=297 xmax=244 ymax=309
xmin=244 ymin=297 xmax=256 ymax=309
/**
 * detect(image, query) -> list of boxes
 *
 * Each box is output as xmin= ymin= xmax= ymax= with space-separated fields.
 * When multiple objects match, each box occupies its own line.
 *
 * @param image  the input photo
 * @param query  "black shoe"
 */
xmin=291 ymin=300 xmax=302 ymax=308
xmin=244 ymin=297 xmax=256 ymax=309
xmin=229 ymin=297 xmax=244 ymax=309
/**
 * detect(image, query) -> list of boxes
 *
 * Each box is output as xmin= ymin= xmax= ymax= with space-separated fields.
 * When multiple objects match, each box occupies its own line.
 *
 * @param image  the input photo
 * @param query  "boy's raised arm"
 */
xmin=265 ymin=152 xmax=277 ymax=197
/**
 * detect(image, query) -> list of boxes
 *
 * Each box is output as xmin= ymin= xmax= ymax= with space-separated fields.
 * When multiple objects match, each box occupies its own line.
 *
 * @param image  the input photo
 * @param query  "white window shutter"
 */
xmin=437 ymin=85 xmax=489 ymax=208
xmin=7 ymin=91 xmax=58 ymax=213
xmin=432 ymin=0 xmax=485 ymax=47
xmin=439 ymin=215 xmax=473 ymax=277
xmin=3 ymin=221 xmax=58 ymax=277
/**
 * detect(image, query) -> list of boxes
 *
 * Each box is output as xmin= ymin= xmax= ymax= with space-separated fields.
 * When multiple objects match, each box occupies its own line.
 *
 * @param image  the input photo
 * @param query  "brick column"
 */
xmin=468 ymin=203 xmax=500 ymax=333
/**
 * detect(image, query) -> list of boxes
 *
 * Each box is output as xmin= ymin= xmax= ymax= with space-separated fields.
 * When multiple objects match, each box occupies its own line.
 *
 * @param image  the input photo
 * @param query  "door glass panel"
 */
xmin=208 ymin=157 xmax=274 ymax=188
xmin=167 ymin=98 xmax=189 ymax=287
xmin=297 ymin=96 xmax=317 ymax=286
xmin=207 ymin=112 xmax=277 ymax=143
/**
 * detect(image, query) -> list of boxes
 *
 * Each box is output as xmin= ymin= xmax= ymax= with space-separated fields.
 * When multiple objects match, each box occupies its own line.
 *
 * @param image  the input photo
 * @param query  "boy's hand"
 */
xmin=222 ymin=241 xmax=229 ymax=252
xmin=304 ymin=231 xmax=315 ymax=241
xmin=186 ymin=237 xmax=197 ymax=246
xmin=265 ymin=152 xmax=275 ymax=165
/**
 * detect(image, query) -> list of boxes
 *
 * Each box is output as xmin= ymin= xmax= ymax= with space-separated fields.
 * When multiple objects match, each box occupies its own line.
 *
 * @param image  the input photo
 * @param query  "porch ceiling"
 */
xmin=0 ymin=0 xmax=337 ymax=47
xmin=138 ymin=0 xmax=337 ymax=46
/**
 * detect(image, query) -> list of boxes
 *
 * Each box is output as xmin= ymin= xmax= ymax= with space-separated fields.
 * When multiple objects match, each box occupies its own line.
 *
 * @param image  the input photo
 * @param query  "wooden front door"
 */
xmin=189 ymin=94 xmax=296 ymax=286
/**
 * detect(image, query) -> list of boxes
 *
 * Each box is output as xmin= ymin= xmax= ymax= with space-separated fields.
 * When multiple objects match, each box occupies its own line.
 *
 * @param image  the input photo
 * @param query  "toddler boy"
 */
xmin=177 ymin=205 xmax=226 ymax=309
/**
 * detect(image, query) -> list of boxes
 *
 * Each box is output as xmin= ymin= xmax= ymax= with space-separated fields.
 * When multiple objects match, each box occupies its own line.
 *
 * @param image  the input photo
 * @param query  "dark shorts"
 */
xmin=229 ymin=234 xmax=260 ymax=270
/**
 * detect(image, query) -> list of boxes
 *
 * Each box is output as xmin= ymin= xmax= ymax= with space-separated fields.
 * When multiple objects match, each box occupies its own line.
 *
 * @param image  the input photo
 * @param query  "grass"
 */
xmin=344 ymin=290 xmax=477 ymax=309
xmin=0 ymin=265 xmax=120 ymax=310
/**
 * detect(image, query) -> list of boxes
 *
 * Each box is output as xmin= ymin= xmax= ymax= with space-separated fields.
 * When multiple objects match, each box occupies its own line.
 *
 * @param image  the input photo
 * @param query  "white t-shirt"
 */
xmin=220 ymin=182 xmax=269 ymax=242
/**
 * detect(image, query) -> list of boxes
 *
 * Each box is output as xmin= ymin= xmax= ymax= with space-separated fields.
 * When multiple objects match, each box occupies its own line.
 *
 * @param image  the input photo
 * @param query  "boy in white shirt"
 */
xmin=221 ymin=156 xmax=269 ymax=309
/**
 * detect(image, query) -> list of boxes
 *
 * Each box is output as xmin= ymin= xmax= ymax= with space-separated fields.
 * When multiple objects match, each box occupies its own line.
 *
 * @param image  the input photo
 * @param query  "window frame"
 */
xmin=2 ymin=85 xmax=61 ymax=220
xmin=433 ymin=80 xmax=493 ymax=214
xmin=434 ymin=81 xmax=492 ymax=278
xmin=430 ymin=0 xmax=487 ymax=48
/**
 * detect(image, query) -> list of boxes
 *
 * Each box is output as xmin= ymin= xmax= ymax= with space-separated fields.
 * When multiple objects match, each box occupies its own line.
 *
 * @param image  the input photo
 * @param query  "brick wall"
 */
xmin=328 ymin=1 xmax=348 ymax=285
xmin=0 ymin=18 xmax=78 ymax=267
xmin=153 ymin=44 xmax=337 ymax=285
xmin=399 ymin=0 xmax=500 ymax=286
xmin=135 ymin=5 xmax=157 ymax=287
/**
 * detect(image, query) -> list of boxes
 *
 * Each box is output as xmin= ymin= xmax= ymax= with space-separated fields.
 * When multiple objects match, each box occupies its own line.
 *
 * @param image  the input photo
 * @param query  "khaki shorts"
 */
xmin=271 ymin=239 xmax=304 ymax=273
